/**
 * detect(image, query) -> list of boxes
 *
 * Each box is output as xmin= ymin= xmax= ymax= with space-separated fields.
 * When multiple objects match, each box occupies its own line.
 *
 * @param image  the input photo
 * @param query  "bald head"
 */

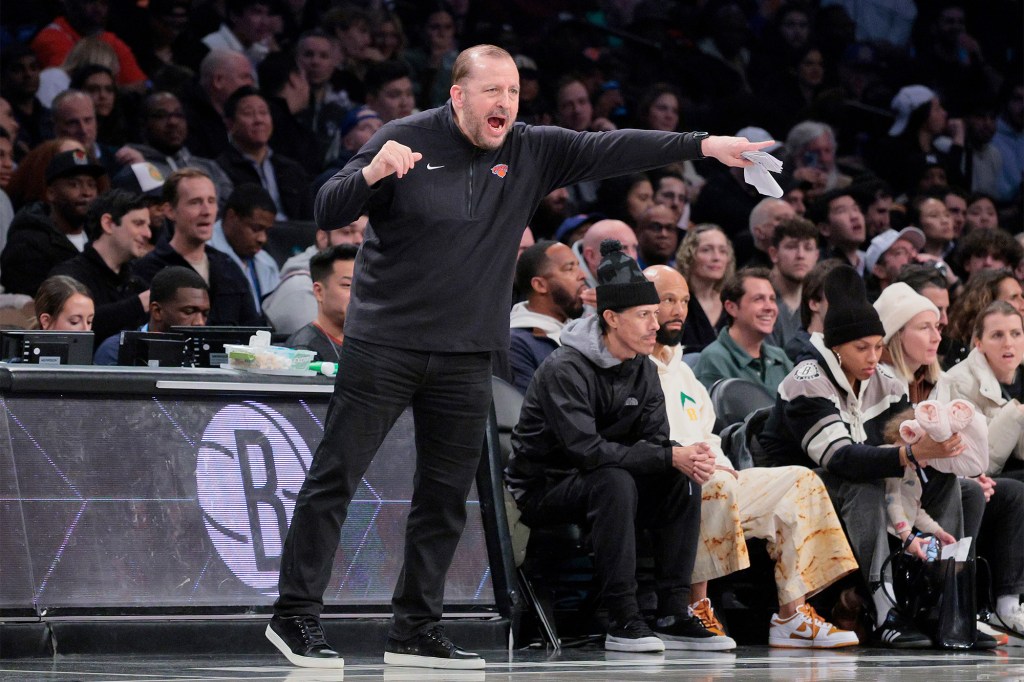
xmin=749 ymin=198 xmax=796 ymax=251
xmin=644 ymin=264 xmax=690 ymax=348
xmin=451 ymin=44 xmax=514 ymax=85
xmin=581 ymin=219 xmax=639 ymax=273
xmin=200 ymin=49 xmax=256 ymax=108
xmin=52 ymin=90 xmax=97 ymax=148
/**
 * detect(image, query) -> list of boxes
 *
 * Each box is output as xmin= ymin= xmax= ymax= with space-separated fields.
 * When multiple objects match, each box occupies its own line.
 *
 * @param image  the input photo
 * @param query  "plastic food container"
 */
xmin=224 ymin=344 xmax=316 ymax=372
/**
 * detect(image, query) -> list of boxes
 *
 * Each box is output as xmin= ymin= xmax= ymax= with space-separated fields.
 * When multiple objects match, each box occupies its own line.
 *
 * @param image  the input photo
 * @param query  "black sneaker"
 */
xmin=973 ymin=630 xmax=998 ymax=650
xmin=384 ymin=624 xmax=485 ymax=669
xmin=872 ymin=609 xmax=932 ymax=649
xmin=652 ymin=614 xmax=737 ymax=651
xmin=605 ymin=617 xmax=665 ymax=652
xmin=266 ymin=615 xmax=344 ymax=668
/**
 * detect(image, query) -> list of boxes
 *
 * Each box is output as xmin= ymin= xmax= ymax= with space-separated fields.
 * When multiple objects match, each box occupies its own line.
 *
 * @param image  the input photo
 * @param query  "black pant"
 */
xmin=274 ymin=337 xmax=492 ymax=640
xmin=520 ymin=467 xmax=700 ymax=622
xmin=961 ymin=477 xmax=1024 ymax=597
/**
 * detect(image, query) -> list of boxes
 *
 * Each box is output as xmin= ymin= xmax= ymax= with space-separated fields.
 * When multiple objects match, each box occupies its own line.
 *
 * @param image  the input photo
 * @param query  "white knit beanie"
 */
xmin=873 ymin=283 xmax=940 ymax=343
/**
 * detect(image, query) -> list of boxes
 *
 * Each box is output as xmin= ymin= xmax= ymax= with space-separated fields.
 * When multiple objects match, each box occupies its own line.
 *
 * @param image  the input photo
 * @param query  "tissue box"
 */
xmin=224 ymin=344 xmax=316 ymax=371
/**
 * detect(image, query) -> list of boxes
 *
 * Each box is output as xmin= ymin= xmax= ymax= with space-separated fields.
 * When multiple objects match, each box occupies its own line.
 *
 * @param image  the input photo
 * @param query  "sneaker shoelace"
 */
xmin=298 ymin=616 xmax=329 ymax=648
xmin=691 ymin=600 xmax=726 ymax=636
xmin=424 ymin=625 xmax=457 ymax=653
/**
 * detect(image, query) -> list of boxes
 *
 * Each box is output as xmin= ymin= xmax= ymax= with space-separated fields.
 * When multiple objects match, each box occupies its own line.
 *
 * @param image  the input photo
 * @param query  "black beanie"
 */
xmin=823 ymin=265 xmax=885 ymax=347
xmin=596 ymin=239 xmax=660 ymax=313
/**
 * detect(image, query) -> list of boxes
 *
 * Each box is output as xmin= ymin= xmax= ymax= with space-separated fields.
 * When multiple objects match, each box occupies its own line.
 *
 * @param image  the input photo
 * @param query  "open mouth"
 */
xmin=487 ymin=116 xmax=506 ymax=133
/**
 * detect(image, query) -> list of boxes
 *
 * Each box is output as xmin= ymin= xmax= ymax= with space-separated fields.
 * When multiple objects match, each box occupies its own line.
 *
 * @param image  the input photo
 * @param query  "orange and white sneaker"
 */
xmin=769 ymin=604 xmax=859 ymax=649
xmin=689 ymin=598 xmax=728 ymax=637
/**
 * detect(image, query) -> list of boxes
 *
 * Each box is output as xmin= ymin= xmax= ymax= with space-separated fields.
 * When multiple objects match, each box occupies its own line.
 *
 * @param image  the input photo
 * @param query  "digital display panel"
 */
xmin=0 ymin=393 xmax=493 ymax=612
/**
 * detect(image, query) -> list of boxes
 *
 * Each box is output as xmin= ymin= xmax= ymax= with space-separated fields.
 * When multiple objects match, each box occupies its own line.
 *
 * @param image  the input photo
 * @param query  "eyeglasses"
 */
xmin=644 ymin=222 xmax=677 ymax=234
xmin=148 ymin=110 xmax=186 ymax=120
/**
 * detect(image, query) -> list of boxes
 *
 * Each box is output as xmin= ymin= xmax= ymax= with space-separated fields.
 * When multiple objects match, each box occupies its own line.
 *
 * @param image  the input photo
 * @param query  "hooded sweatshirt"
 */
xmin=508 ymin=301 xmax=567 ymax=393
xmin=505 ymin=315 xmax=676 ymax=505
xmin=261 ymin=245 xmax=317 ymax=336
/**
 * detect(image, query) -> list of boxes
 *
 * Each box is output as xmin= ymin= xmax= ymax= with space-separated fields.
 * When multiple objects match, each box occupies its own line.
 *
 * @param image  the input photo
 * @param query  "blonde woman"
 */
xmin=676 ymin=224 xmax=735 ymax=353
xmin=38 ymin=36 xmax=121 ymax=109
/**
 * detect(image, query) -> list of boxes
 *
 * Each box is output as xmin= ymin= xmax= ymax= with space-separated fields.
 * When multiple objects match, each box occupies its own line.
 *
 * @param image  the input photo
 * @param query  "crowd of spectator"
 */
xmin=0 ymin=0 xmax=1021 ymax=652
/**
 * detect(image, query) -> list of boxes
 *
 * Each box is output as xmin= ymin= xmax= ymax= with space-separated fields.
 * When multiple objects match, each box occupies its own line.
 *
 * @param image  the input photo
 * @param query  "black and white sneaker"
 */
xmin=605 ymin=618 xmax=665 ymax=652
xmin=384 ymin=624 xmax=485 ymax=669
xmin=872 ymin=609 xmax=932 ymax=649
xmin=653 ymin=614 xmax=737 ymax=651
xmin=266 ymin=615 xmax=345 ymax=668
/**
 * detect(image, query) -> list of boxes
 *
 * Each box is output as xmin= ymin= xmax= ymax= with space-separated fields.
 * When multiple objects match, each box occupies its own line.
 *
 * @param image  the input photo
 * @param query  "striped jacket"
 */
xmin=758 ymin=332 xmax=909 ymax=480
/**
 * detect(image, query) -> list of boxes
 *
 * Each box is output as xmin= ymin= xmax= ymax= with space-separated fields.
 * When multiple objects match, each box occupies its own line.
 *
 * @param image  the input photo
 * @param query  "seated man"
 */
xmin=262 ymin=215 xmax=366 ymax=335
xmin=1 ymin=149 xmax=104 ymax=295
xmin=694 ymin=267 xmax=793 ymax=392
xmin=208 ymin=183 xmax=281 ymax=314
xmin=50 ymin=188 xmax=150 ymax=342
xmin=94 ymin=265 xmax=210 ymax=364
xmin=215 ymin=86 xmax=312 ymax=220
xmin=506 ymin=240 xmax=730 ymax=653
xmin=645 ymin=264 xmax=859 ymax=649
xmin=286 ymin=244 xmax=357 ymax=362
xmin=508 ymin=240 xmax=586 ymax=393
xmin=133 ymin=168 xmax=261 ymax=326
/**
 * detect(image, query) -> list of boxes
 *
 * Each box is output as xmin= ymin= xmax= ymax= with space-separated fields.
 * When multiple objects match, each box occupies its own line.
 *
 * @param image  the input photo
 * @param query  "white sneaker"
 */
xmin=995 ymin=603 xmax=1024 ymax=646
xmin=769 ymin=604 xmax=859 ymax=649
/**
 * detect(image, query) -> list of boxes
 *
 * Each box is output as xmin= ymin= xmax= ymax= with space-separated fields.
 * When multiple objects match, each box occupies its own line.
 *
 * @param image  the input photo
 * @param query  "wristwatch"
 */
xmin=693 ymin=131 xmax=710 ymax=158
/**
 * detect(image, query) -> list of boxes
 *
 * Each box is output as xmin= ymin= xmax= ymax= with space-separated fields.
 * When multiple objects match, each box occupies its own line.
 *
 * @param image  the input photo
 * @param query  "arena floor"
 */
xmin=2 ymin=646 xmax=1022 ymax=682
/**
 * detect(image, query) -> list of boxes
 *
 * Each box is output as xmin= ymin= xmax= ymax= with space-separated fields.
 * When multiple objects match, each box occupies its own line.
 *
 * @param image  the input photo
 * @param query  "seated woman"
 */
xmin=944 ymin=268 xmax=1024 ymax=368
xmin=876 ymin=285 xmax=1024 ymax=644
xmin=758 ymin=265 xmax=964 ymax=648
xmin=34 ymin=275 xmax=94 ymax=331
xmin=947 ymin=302 xmax=1024 ymax=487
xmin=675 ymin=224 xmax=734 ymax=354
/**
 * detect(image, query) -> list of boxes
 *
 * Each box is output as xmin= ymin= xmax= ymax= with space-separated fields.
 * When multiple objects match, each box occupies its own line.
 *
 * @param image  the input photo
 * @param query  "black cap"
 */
xmin=45 ymin=149 xmax=106 ymax=185
xmin=596 ymin=239 xmax=660 ymax=313
xmin=823 ymin=265 xmax=885 ymax=347
xmin=112 ymin=162 xmax=166 ymax=199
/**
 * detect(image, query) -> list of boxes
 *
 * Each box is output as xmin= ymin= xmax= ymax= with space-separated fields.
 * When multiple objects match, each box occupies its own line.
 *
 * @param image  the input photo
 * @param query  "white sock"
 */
xmin=873 ymin=583 xmax=894 ymax=628
xmin=997 ymin=594 xmax=1022 ymax=618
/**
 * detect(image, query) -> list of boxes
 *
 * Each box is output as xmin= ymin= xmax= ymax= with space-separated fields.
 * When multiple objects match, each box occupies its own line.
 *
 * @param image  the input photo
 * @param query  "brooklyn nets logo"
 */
xmin=196 ymin=402 xmax=312 ymax=591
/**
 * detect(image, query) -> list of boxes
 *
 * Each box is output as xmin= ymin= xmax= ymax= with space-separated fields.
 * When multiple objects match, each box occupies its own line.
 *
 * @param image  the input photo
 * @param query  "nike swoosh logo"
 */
xmin=427 ymin=163 xmax=444 ymax=170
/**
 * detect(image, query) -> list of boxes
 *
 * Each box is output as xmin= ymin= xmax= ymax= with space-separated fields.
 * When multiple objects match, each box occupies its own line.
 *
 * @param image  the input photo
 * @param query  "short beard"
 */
xmin=552 ymin=286 xmax=584 ymax=320
xmin=656 ymin=326 xmax=683 ymax=347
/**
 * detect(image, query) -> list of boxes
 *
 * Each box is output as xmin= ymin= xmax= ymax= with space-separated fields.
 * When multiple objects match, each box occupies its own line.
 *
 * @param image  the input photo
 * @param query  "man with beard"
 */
xmin=130 ymin=92 xmax=234 ymax=207
xmin=50 ymin=188 xmax=151 ymax=341
xmin=644 ymin=264 xmax=859 ymax=649
xmin=267 ymin=43 xmax=773 ymax=670
xmin=694 ymin=267 xmax=793 ymax=392
xmin=507 ymin=242 xmax=726 ymax=654
xmin=768 ymin=217 xmax=820 ymax=349
xmin=508 ymin=240 xmax=587 ymax=392
xmin=1 ymin=149 xmax=104 ymax=295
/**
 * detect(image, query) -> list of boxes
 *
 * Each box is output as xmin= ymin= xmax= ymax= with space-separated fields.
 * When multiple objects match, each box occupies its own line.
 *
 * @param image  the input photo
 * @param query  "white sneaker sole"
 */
xmin=265 ymin=625 xmax=345 ymax=669
xmin=661 ymin=636 xmax=737 ymax=651
xmin=604 ymin=636 xmax=665 ymax=653
xmin=383 ymin=652 xmax=485 ymax=669
xmin=769 ymin=635 xmax=858 ymax=649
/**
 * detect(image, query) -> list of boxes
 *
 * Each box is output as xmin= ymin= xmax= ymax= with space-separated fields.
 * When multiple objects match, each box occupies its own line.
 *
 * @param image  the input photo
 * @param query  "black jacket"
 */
xmin=505 ymin=316 xmax=676 ymax=505
xmin=0 ymin=201 xmax=82 ymax=295
xmin=132 ymin=240 xmax=261 ymax=327
xmin=317 ymin=102 xmax=706 ymax=353
xmin=49 ymin=243 xmax=147 ymax=341
xmin=215 ymin=144 xmax=313 ymax=220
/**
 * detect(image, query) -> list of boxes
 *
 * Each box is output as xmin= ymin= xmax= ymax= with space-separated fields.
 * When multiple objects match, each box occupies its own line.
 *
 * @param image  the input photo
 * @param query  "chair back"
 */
xmin=709 ymin=377 xmax=775 ymax=433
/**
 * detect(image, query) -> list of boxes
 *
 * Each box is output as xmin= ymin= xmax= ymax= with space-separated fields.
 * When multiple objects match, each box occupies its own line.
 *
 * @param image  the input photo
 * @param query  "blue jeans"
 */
xmin=274 ymin=337 xmax=492 ymax=640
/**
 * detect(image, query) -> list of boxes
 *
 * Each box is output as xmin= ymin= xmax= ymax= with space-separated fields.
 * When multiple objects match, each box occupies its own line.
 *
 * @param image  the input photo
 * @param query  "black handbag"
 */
xmin=884 ymin=536 xmax=977 ymax=649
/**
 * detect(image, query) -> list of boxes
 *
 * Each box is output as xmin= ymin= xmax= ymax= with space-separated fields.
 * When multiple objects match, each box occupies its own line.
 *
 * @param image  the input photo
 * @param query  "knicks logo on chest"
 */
xmin=490 ymin=163 xmax=509 ymax=178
